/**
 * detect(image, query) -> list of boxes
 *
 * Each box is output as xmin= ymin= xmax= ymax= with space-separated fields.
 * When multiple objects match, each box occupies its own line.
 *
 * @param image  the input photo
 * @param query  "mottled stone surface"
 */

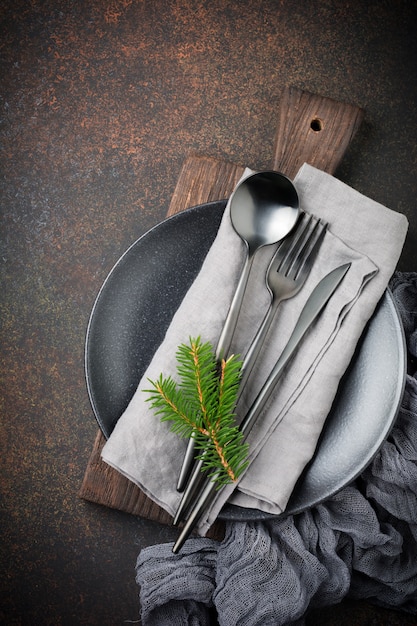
xmin=1 ymin=1 xmax=417 ymax=624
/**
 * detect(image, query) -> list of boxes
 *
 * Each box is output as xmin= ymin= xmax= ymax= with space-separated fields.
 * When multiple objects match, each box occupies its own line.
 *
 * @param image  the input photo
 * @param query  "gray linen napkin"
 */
xmin=101 ymin=164 xmax=408 ymax=535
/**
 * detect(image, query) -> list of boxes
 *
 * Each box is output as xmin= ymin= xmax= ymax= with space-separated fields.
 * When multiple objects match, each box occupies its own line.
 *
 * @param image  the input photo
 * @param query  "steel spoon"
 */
xmin=176 ymin=171 xmax=300 ymax=491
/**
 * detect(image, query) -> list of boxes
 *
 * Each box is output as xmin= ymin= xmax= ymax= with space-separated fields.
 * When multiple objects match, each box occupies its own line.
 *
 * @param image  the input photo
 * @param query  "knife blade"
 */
xmin=172 ymin=262 xmax=351 ymax=553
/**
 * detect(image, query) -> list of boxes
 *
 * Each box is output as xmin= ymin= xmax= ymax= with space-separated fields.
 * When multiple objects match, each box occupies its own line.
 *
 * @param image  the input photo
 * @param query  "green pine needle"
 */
xmin=143 ymin=336 xmax=249 ymax=486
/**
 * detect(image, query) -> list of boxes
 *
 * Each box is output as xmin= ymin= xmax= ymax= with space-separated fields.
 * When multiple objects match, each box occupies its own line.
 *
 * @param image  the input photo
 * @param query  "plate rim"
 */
xmin=85 ymin=200 xmax=226 ymax=436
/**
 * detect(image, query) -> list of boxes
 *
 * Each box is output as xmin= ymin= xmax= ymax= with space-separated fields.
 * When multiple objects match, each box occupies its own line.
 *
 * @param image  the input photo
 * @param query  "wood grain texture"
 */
xmin=80 ymin=431 xmax=225 ymax=539
xmin=273 ymin=87 xmax=364 ymax=179
xmin=167 ymin=155 xmax=245 ymax=216
xmin=80 ymin=87 xmax=363 ymax=529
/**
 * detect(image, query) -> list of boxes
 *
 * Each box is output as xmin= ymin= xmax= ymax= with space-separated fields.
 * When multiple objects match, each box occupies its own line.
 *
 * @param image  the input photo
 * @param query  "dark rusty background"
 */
xmin=1 ymin=1 xmax=417 ymax=624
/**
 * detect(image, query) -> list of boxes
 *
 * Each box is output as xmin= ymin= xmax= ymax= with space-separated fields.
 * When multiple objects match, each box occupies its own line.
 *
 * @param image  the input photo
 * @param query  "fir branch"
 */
xmin=144 ymin=337 xmax=249 ymax=486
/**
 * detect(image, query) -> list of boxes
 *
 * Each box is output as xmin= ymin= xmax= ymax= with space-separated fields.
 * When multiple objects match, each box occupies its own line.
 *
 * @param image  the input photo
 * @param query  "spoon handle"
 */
xmin=238 ymin=295 xmax=280 ymax=392
xmin=176 ymin=248 xmax=255 ymax=492
xmin=215 ymin=247 xmax=254 ymax=360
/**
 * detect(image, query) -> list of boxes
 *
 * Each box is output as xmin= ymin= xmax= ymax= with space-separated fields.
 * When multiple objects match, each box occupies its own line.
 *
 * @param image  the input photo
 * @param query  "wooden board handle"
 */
xmin=273 ymin=86 xmax=364 ymax=179
xmin=168 ymin=87 xmax=364 ymax=217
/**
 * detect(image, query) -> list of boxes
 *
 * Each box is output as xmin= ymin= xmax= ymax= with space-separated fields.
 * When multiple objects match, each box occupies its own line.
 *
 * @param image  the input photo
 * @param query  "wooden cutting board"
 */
xmin=79 ymin=87 xmax=364 ymax=533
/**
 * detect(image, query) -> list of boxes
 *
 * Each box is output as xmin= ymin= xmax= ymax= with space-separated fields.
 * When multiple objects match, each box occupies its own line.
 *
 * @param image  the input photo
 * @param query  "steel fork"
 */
xmin=239 ymin=212 xmax=328 ymax=390
xmin=173 ymin=212 xmax=327 ymax=526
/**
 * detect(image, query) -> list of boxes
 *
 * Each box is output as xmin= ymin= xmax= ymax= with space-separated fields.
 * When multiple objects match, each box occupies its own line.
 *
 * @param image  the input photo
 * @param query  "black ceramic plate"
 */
xmin=85 ymin=201 xmax=406 ymax=520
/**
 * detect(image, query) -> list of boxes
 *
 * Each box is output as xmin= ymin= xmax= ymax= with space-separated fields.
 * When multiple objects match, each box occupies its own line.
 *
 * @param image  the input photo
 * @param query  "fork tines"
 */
xmin=273 ymin=212 xmax=328 ymax=281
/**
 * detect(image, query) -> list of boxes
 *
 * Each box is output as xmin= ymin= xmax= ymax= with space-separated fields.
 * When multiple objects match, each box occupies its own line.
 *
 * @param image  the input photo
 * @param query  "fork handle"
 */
xmin=175 ymin=294 xmax=284 ymax=516
xmin=175 ymin=295 xmax=285 ymax=517
xmin=176 ymin=433 xmax=198 ymax=492
xmin=239 ymin=295 xmax=282 ymax=393
xmin=174 ymin=456 xmax=206 ymax=524
xmin=175 ymin=296 xmax=279 ymax=505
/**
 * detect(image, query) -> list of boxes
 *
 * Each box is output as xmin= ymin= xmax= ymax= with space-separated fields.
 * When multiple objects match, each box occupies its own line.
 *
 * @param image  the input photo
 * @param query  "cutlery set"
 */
xmin=170 ymin=175 xmax=351 ymax=552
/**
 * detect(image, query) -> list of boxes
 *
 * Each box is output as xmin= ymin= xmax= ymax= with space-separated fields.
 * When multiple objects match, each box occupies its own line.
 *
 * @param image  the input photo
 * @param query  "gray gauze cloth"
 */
xmin=101 ymin=164 xmax=408 ymax=535
xmin=135 ymin=273 xmax=417 ymax=626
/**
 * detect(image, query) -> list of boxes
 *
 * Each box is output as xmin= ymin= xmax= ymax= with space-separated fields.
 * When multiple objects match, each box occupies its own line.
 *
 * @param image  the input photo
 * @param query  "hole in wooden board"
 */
xmin=310 ymin=118 xmax=323 ymax=132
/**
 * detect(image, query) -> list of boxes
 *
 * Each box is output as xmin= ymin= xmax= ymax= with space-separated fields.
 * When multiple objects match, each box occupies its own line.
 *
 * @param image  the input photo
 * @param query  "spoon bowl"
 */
xmin=230 ymin=171 xmax=300 ymax=252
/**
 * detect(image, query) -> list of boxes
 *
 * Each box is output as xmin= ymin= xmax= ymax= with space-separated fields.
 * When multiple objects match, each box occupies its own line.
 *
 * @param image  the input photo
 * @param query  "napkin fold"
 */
xmin=101 ymin=164 xmax=408 ymax=536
